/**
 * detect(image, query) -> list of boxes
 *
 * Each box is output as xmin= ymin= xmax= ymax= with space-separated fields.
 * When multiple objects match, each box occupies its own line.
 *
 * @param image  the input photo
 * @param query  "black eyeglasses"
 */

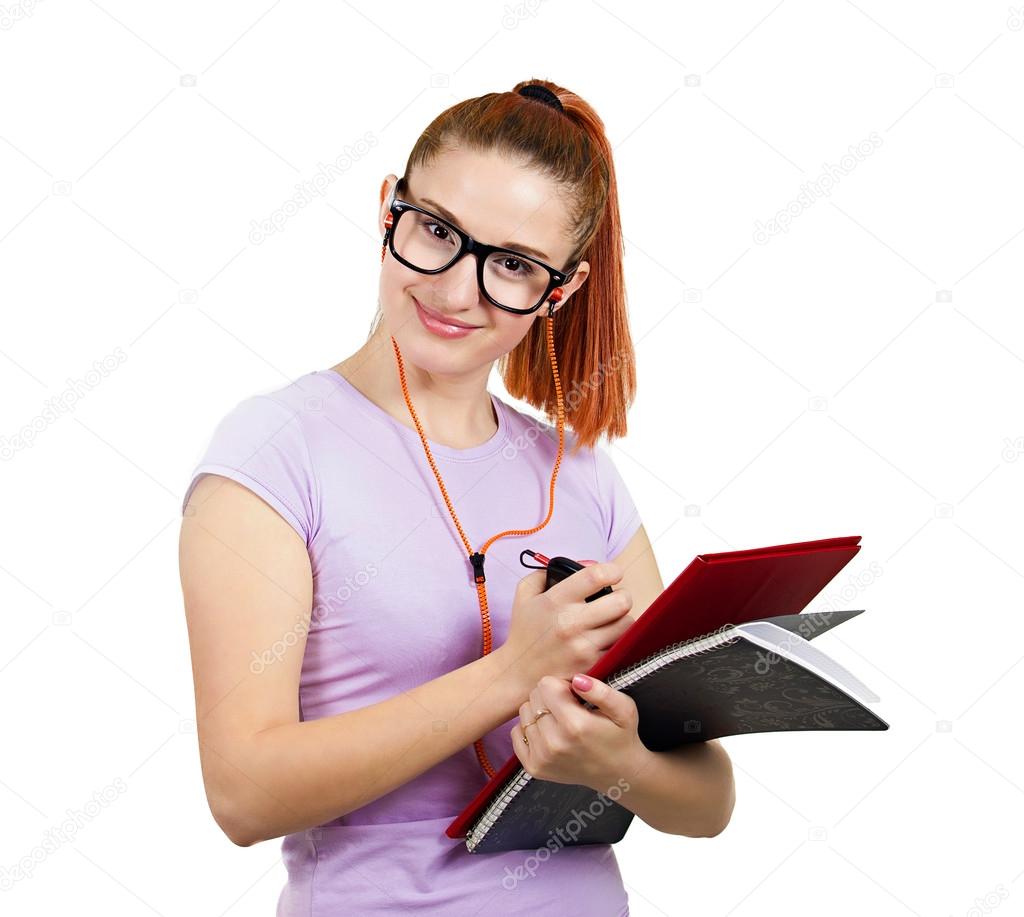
xmin=382 ymin=177 xmax=580 ymax=315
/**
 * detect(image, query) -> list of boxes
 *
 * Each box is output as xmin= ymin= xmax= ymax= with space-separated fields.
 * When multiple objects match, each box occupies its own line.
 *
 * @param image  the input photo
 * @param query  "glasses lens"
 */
xmin=393 ymin=209 xmax=461 ymax=271
xmin=482 ymin=251 xmax=550 ymax=313
xmin=394 ymin=209 xmax=549 ymax=312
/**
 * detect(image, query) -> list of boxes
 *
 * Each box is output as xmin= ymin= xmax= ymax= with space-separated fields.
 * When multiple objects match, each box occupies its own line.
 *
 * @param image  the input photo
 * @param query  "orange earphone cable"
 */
xmin=389 ymin=310 xmax=566 ymax=779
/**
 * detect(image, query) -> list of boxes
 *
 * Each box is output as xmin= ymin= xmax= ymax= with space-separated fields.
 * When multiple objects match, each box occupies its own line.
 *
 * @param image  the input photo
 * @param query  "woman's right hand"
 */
xmin=496 ymin=563 xmax=634 ymax=698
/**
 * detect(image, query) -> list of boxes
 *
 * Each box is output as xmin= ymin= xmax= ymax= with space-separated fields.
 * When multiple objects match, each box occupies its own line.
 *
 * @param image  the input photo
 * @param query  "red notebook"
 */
xmin=445 ymin=534 xmax=864 ymax=842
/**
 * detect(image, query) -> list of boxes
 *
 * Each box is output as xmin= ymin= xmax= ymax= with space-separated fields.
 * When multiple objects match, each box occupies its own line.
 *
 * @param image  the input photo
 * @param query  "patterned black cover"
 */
xmin=467 ymin=609 xmax=886 ymax=854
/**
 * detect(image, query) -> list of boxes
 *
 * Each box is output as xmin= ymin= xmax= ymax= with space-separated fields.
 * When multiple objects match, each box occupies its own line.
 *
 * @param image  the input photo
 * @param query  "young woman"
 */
xmin=179 ymin=79 xmax=734 ymax=916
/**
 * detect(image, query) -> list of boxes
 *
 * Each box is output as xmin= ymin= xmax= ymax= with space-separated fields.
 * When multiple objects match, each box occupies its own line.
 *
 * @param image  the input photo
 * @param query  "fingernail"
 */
xmin=572 ymin=674 xmax=593 ymax=691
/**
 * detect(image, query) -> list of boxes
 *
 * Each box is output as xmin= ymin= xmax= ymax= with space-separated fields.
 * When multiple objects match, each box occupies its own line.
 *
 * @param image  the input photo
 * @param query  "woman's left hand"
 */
xmin=510 ymin=674 xmax=651 ymax=793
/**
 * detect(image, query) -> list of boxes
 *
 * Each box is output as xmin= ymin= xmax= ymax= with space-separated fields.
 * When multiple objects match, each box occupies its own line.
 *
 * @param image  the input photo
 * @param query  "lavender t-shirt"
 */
xmin=181 ymin=368 xmax=642 ymax=916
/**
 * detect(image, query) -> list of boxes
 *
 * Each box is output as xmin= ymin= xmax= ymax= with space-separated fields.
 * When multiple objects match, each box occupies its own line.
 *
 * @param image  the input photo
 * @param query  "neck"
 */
xmin=332 ymin=322 xmax=498 ymax=450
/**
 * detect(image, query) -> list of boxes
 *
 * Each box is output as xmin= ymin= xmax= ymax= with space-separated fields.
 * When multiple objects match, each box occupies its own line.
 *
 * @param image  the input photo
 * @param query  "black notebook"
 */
xmin=463 ymin=608 xmax=888 ymax=853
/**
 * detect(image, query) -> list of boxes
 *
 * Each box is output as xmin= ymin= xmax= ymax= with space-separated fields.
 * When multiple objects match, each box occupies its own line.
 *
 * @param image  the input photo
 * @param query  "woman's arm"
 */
xmin=179 ymin=474 xmax=526 ymax=847
xmin=624 ymin=738 xmax=735 ymax=837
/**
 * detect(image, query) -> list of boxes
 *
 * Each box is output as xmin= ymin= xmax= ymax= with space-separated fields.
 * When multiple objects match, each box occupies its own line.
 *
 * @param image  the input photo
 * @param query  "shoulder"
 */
xmin=235 ymin=370 xmax=326 ymax=423
xmin=183 ymin=372 xmax=327 ymax=544
xmin=201 ymin=371 xmax=332 ymax=455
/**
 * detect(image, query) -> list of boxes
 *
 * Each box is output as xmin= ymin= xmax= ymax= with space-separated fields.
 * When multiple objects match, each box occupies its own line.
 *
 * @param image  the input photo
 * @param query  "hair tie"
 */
xmin=518 ymin=83 xmax=564 ymax=114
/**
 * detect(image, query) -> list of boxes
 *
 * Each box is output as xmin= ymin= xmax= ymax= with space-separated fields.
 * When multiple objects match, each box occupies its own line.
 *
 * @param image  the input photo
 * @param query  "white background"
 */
xmin=2 ymin=1 xmax=1022 ymax=914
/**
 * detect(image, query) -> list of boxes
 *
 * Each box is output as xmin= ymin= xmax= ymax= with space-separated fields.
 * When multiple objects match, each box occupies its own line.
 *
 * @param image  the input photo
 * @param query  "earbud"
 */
xmin=546 ymin=287 xmax=563 ymax=318
xmin=381 ymin=213 xmax=393 ymax=263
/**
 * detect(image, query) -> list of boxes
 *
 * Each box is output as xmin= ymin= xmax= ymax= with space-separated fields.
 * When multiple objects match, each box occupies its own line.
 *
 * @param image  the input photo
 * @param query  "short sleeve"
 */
xmin=592 ymin=443 xmax=642 ymax=560
xmin=181 ymin=395 xmax=317 ymax=545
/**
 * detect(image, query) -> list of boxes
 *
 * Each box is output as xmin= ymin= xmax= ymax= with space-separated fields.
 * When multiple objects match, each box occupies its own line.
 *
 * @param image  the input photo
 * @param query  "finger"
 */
xmin=511 ymin=722 xmax=532 ymax=759
xmin=573 ymin=585 xmax=633 ymax=632
xmin=532 ymin=676 xmax=579 ymax=718
xmin=535 ymin=677 xmax=585 ymax=737
xmin=521 ymin=694 xmax=560 ymax=729
xmin=519 ymin=698 xmax=550 ymax=756
xmin=585 ymin=609 xmax=636 ymax=651
xmin=515 ymin=568 xmax=549 ymax=601
xmin=548 ymin=561 xmax=623 ymax=604
xmin=570 ymin=674 xmax=632 ymax=728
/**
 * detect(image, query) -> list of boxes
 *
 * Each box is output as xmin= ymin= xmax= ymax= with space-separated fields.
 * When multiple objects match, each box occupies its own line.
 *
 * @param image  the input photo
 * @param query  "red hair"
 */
xmin=398 ymin=78 xmax=636 ymax=456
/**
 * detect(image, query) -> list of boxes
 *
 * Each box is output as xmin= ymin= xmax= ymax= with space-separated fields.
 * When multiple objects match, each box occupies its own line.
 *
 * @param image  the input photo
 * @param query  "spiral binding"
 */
xmin=606 ymin=621 xmax=740 ymax=693
xmin=465 ymin=621 xmax=743 ymax=851
xmin=466 ymin=769 xmax=534 ymax=851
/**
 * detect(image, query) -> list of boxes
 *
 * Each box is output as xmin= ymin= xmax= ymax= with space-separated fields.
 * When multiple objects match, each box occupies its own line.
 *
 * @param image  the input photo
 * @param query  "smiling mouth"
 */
xmin=413 ymin=297 xmax=481 ymax=330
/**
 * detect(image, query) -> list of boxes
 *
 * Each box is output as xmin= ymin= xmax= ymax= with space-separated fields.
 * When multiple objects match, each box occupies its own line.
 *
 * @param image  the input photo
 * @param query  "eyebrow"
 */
xmin=418 ymin=196 xmax=552 ymax=263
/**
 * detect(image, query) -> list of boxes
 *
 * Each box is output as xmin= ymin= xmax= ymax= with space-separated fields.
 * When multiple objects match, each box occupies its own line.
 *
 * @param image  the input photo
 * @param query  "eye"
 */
xmin=500 ymin=256 xmax=535 ymax=276
xmin=422 ymin=219 xmax=456 ymax=245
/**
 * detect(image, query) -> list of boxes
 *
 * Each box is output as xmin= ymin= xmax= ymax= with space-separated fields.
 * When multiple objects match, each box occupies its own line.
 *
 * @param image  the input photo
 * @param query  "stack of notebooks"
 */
xmin=445 ymin=534 xmax=889 ymax=853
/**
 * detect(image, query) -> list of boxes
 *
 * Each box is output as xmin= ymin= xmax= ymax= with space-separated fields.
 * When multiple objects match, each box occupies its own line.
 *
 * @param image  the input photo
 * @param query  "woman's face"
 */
xmin=376 ymin=149 xmax=589 ymax=378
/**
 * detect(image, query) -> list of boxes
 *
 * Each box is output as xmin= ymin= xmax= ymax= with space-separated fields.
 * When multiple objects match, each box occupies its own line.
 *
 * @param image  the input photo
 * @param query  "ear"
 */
xmin=542 ymin=260 xmax=590 ymax=317
xmin=379 ymin=174 xmax=399 ymax=235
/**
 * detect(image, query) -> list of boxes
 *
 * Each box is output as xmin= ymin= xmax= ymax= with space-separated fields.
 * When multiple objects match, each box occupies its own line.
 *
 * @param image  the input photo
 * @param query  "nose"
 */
xmin=427 ymin=252 xmax=485 ymax=312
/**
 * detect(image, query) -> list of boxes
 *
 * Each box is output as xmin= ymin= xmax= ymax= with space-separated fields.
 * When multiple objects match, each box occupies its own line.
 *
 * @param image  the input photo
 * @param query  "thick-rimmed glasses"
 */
xmin=382 ymin=177 xmax=580 ymax=315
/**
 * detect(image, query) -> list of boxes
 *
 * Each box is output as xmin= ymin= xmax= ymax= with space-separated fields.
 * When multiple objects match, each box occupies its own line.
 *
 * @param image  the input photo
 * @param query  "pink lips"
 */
xmin=413 ymin=297 xmax=481 ymax=339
